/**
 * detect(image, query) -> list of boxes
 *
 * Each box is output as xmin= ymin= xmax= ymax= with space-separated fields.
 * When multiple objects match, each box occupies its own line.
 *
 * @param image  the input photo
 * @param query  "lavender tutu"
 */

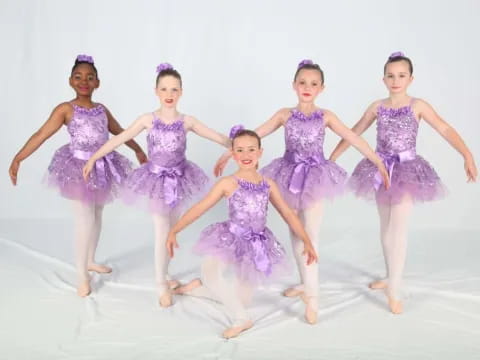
xmin=194 ymin=177 xmax=288 ymax=284
xmin=261 ymin=109 xmax=347 ymax=210
xmin=46 ymin=103 xmax=132 ymax=204
xmin=121 ymin=114 xmax=208 ymax=214
xmin=349 ymin=99 xmax=446 ymax=204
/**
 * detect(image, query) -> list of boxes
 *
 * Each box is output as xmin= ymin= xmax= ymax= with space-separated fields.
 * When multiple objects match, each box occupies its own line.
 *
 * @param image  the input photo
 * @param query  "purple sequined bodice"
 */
xmin=228 ymin=178 xmax=270 ymax=233
xmin=147 ymin=115 xmax=186 ymax=167
xmin=284 ymin=109 xmax=326 ymax=159
xmin=376 ymin=103 xmax=418 ymax=155
xmin=67 ymin=104 xmax=108 ymax=152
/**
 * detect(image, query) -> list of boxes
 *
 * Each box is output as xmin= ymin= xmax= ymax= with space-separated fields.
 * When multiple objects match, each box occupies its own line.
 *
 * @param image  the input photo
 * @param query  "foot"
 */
xmin=388 ymin=297 xmax=403 ymax=314
xmin=301 ymin=294 xmax=318 ymax=325
xmin=222 ymin=320 xmax=254 ymax=339
xmin=77 ymin=280 xmax=91 ymax=297
xmin=168 ymin=279 xmax=181 ymax=290
xmin=283 ymin=287 xmax=304 ymax=298
xmin=158 ymin=291 xmax=173 ymax=307
xmin=88 ymin=263 xmax=112 ymax=274
xmin=173 ymin=278 xmax=202 ymax=295
xmin=369 ymin=280 xmax=387 ymax=290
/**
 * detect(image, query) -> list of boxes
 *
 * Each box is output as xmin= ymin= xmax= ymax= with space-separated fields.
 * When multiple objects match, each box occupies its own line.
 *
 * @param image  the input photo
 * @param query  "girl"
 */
xmin=214 ymin=60 xmax=390 ymax=324
xmin=8 ymin=55 xmax=146 ymax=297
xmin=83 ymin=63 xmax=231 ymax=307
xmin=329 ymin=52 xmax=477 ymax=314
xmin=167 ymin=128 xmax=317 ymax=338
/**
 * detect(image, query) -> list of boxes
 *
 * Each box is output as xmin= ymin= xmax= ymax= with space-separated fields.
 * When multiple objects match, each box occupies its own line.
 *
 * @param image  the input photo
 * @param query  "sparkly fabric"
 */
xmin=121 ymin=114 xmax=209 ymax=214
xmin=349 ymin=101 xmax=446 ymax=204
xmin=46 ymin=104 xmax=132 ymax=204
xmin=261 ymin=109 xmax=347 ymax=210
xmin=194 ymin=177 xmax=288 ymax=284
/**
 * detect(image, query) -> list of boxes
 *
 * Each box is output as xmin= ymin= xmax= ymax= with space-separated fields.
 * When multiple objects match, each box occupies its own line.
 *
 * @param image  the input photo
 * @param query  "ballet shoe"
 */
xmin=77 ymin=280 xmax=91 ymax=297
xmin=158 ymin=291 xmax=173 ymax=307
xmin=388 ymin=297 xmax=403 ymax=314
xmin=88 ymin=263 xmax=112 ymax=274
xmin=222 ymin=320 xmax=254 ymax=339
xmin=301 ymin=294 xmax=318 ymax=325
xmin=283 ymin=287 xmax=304 ymax=297
xmin=369 ymin=280 xmax=387 ymax=290
xmin=173 ymin=278 xmax=202 ymax=295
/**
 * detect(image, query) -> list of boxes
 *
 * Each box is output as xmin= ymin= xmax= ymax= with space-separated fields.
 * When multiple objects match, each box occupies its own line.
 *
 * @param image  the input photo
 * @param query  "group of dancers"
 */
xmin=9 ymin=53 xmax=477 ymax=338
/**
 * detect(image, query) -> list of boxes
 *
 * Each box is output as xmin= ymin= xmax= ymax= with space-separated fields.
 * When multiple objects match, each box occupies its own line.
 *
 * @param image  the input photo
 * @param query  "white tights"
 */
xmin=152 ymin=212 xmax=179 ymax=295
xmin=376 ymin=194 xmax=413 ymax=299
xmin=72 ymin=200 xmax=104 ymax=281
xmin=290 ymin=201 xmax=324 ymax=306
xmin=186 ymin=257 xmax=253 ymax=326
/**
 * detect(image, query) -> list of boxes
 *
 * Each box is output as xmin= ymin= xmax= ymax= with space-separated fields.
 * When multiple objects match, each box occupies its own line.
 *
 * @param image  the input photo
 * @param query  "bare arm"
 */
xmin=325 ymin=110 xmax=390 ymax=189
xmin=9 ymin=103 xmax=69 ymax=185
xmin=418 ymin=99 xmax=477 ymax=182
xmin=267 ymin=179 xmax=317 ymax=265
xmin=82 ymin=114 xmax=150 ymax=179
xmin=105 ymin=106 xmax=147 ymax=163
xmin=329 ymin=101 xmax=378 ymax=161
xmin=167 ymin=178 xmax=231 ymax=257
xmin=186 ymin=116 xmax=231 ymax=148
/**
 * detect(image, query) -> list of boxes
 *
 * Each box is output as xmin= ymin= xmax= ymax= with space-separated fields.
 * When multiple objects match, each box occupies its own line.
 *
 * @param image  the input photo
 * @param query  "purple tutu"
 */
xmin=194 ymin=221 xmax=288 ymax=285
xmin=349 ymin=155 xmax=446 ymax=204
xmin=46 ymin=103 xmax=132 ymax=205
xmin=122 ymin=159 xmax=209 ymax=214
xmin=121 ymin=113 xmax=209 ymax=214
xmin=349 ymin=99 xmax=446 ymax=204
xmin=261 ymin=156 xmax=347 ymax=210
xmin=47 ymin=145 xmax=132 ymax=204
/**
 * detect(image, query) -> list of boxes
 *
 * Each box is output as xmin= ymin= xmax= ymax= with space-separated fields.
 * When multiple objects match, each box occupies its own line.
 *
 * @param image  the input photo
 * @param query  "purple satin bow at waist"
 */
xmin=284 ymin=152 xmax=325 ymax=194
xmin=149 ymin=161 xmax=185 ymax=207
xmin=374 ymin=149 xmax=416 ymax=190
xmin=228 ymin=222 xmax=271 ymax=275
xmin=73 ymin=149 xmax=122 ymax=188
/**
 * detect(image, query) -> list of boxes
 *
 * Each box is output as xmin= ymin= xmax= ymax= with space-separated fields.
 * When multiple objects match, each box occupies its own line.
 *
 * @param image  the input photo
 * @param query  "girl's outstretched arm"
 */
xmin=83 ymin=114 xmax=150 ymax=179
xmin=166 ymin=177 xmax=231 ymax=258
xmin=325 ymin=109 xmax=390 ymax=189
xmin=329 ymin=101 xmax=379 ymax=161
xmin=267 ymin=179 xmax=317 ymax=265
xmin=185 ymin=116 xmax=231 ymax=148
xmin=104 ymin=106 xmax=148 ymax=164
xmin=418 ymin=99 xmax=477 ymax=182
xmin=9 ymin=103 xmax=69 ymax=185
xmin=213 ymin=109 xmax=289 ymax=177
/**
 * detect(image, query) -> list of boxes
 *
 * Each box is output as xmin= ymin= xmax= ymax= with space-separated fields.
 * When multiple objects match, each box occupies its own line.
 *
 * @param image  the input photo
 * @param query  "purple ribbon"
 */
xmin=73 ymin=149 xmax=122 ymax=187
xmin=149 ymin=162 xmax=184 ymax=206
xmin=285 ymin=152 xmax=324 ymax=194
xmin=374 ymin=149 xmax=416 ymax=190
xmin=229 ymin=222 xmax=271 ymax=275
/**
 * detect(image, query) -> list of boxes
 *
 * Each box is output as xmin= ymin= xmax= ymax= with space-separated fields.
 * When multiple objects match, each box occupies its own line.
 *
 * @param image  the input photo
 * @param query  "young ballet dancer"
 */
xmin=83 ymin=62 xmax=232 ymax=307
xmin=8 ymin=55 xmax=146 ymax=297
xmin=167 ymin=127 xmax=317 ymax=338
xmin=214 ymin=60 xmax=390 ymax=323
xmin=329 ymin=51 xmax=477 ymax=314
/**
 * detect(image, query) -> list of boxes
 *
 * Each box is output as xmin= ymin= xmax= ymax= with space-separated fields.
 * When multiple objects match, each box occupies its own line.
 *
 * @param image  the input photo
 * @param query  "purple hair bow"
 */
xmin=76 ymin=54 xmax=94 ymax=64
xmin=298 ymin=59 xmax=314 ymax=69
xmin=156 ymin=62 xmax=173 ymax=73
xmin=229 ymin=124 xmax=245 ymax=139
xmin=389 ymin=51 xmax=405 ymax=59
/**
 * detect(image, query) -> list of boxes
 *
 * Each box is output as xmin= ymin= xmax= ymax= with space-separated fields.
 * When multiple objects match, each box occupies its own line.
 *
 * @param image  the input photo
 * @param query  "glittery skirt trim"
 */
xmin=260 ymin=157 xmax=348 ymax=210
xmin=349 ymin=155 xmax=447 ymax=204
xmin=46 ymin=144 xmax=132 ymax=205
xmin=121 ymin=160 xmax=209 ymax=215
xmin=194 ymin=222 xmax=289 ymax=285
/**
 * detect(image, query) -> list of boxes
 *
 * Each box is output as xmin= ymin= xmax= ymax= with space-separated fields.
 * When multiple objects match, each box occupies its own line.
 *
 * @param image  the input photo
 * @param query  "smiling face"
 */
xmin=293 ymin=68 xmax=324 ymax=103
xmin=155 ymin=75 xmax=182 ymax=108
xmin=383 ymin=60 xmax=413 ymax=95
xmin=69 ymin=63 xmax=99 ymax=97
xmin=231 ymin=134 xmax=263 ymax=170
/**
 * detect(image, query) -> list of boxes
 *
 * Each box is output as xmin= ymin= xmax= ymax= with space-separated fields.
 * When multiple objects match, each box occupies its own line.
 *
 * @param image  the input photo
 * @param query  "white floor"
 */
xmin=1 ymin=218 xmax=479 ymax=360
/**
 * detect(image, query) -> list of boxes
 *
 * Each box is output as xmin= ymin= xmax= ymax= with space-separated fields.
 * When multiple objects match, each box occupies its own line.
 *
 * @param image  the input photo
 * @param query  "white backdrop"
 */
xmin=1 ymin=0 xmax=479 ymax=227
